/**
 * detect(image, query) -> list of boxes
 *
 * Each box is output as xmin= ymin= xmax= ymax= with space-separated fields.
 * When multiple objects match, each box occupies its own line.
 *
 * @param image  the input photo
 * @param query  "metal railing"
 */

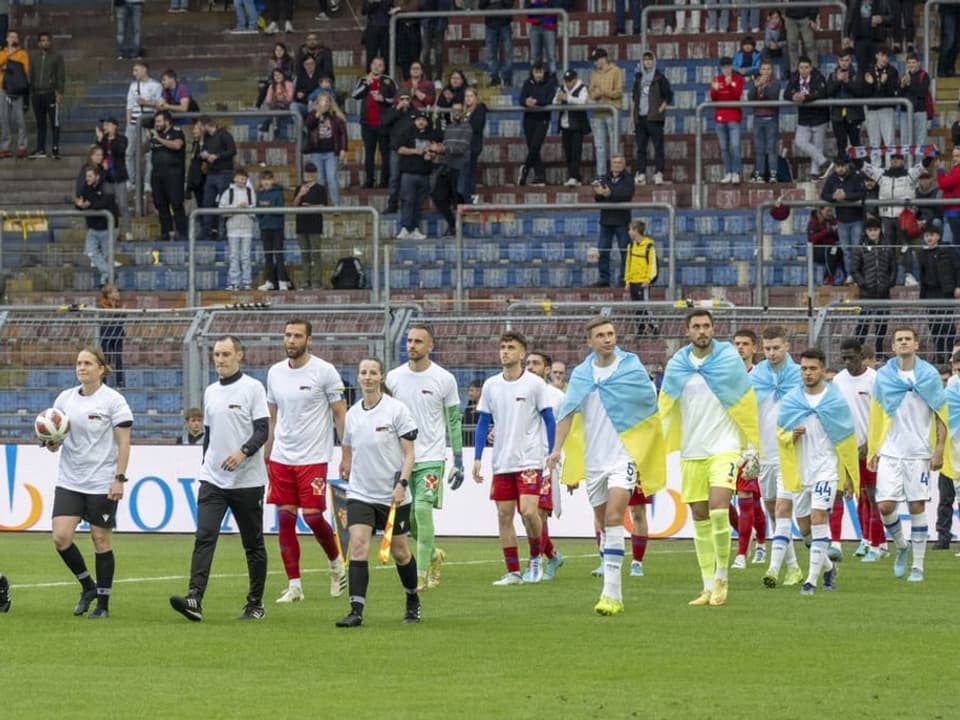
xmin=694 ymin=98 xmax=916 ymax=209
xmin=134 ymin=110 xmax=304 ymax=216
xmin=923 ymin=0 xmax=960 ymax=100
xmin=453 ymin=201 xmax=676 ymax=312
xmin=640 ymin=1 xmax=846 ymax=55
xmin=186 ymin=206 xmax=381 ymax=307
xmin=388 ymin=8 xmax=570 ymax=81
xmin=0 ymin=209 xmax=116 ymax=286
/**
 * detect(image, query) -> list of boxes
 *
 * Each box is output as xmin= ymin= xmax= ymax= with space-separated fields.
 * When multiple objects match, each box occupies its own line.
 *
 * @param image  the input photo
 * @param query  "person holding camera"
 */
xmin=592 ymin=154 xmax=635 ymax=287
xmin=149 ymin=109 xmax=187 ymax=242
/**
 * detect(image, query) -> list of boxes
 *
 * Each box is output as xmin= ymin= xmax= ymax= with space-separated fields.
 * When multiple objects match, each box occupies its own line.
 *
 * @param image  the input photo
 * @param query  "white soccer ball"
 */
xmin=35 ymin=408 xmax=70 ymax=444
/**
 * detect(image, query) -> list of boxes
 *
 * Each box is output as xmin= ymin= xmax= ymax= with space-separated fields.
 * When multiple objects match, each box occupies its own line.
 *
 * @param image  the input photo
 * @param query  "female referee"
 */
xmin=46 ymin=347 xmax=132 ymax=619
xmin=335 ymin=358 xmax=419 ymax=628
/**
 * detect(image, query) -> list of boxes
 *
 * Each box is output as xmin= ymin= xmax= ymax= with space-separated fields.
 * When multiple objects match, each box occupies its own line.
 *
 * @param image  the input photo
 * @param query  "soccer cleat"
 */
xmin=426 ymin=548 xmax=445 ymax=589
xmin=521 ymin=565 xmax=533 ymax=582
xmin=276 ymin=585 xmax=304 ymax=603
xmin=403 ymin=599 xmax=421 ymax=624
xmin=907 ymin=568 xmax=924 ymax=583
xmin=709 ymin=579 xmax=728 ymax=606
xmin=827 ymin=545 xmax=843 ymax=562
xmin=783 ymin=567 xmax=804 ymax=586
xmin=0 ymin=575 xmax=10 ymax=612
xmin=688 ymin=590 xmax=712 ymax=606
xmin=239 ymin=603 xmax=265 ymax=620
xmin=591 ymin=564 xmax=603 ymax=577
xmin=861 ymin=548 xmax=882 ymax=563
xmin=630 ymin=560 xmax=644 ymax=577
xmin=823 ymin=565 xmax=837 ymax=591
xmin=732 ymin=554 xmax=747 ymax=570
xmin=335 ymin=610 xmax=363 ymax=627
xmin=877 ymin=545 xmax=890 ymax=558
xmin=73 ymin=587 xmax=98 ymax=616
xmin=893 ymin=545 xmax=910 ymax=578
xmin=492 ymin=572 xmax=524 ymax=586
xmin=170 ymin=594 xmax=203 ymax=622
xmin=88 ymin=606 xmax=109 ymax=619
xmin=762 ymin=570 xmax=778 ymax=588
xmin=544 ymin=552 xmax=564 ymax=581
xmin=752 ymin=545 xmax=767 ymax=564
xmin=799 ymin=582 xmax=816 ymax=596
xmin=594 ymin=595 xmax=624 ymax=616
xmin=330 ymin=561 xmax=347 ymax=597
xmin=527 ymin=557 xmax=543 ymax=584
xmin=854 ymin=539 xmax=869 ymax=557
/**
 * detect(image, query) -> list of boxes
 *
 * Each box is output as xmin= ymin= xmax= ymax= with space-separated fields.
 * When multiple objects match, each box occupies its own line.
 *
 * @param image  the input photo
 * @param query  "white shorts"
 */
xmin=795 ymin=474 xmax=838 ymax=518
xmin=774 ymin=472 xmax=796 ymax=502
xmin=759 ymin=463 xmax=780 ymax=502
xmin=585 ymin=461 xmax=636 ymax=508
xmin=876 ymin=456 xmax=932 ymax=504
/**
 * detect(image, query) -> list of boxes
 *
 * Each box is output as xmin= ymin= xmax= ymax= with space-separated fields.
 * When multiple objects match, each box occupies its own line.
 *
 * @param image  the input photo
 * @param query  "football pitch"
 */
xmin=0 ymin=532 xmax=955 ymax=719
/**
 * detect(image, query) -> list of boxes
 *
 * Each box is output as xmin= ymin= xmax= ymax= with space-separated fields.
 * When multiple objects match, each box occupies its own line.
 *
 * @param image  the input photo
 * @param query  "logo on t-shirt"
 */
xmin=515 ymin=397 xmax=527 ymax=403
xmin=420 ymin=389 xmax=434 ymax=396
xmin=299 ymin=386 xmax=311 ymax=391
xmin=375 ymin=426 xmax=389 ymax=432
xmin=87 ymin=413 xmax=105 ymax=422
xmin=228 ymin=404 xmax=242 ymax=410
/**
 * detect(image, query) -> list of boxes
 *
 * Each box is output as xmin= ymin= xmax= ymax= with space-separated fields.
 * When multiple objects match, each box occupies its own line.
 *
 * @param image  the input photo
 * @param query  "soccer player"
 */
xmin=832 ymin=338 xmax=886 ymax=562
xmin=945 ymin=359 xmax=960 ymax=553
xmin=627 ymin=487 xmax=651 ymax=577
xmin=549 ymin=318 xmax=666 ymax=614
xmin=336 ymin=358 xmax=419 ymax=628
xmin=753 ymin=326 xmax=805 ymax=588
xmin=265 ymin=319 xmax=347 ymax=603
xmin=659 ymin=309 xmax=759 ymax=606
xmin=473 ymin=332 xmax=555 ymax=586
xmin=170 ymin=336 xmax=270 ymax=622
xmin=777 ymin=349 xmax=859 ymax=595
xmin=48 ymin=347 xmax=133 ymax=619
xmin=868 ymin=327 xmax=948 ymax=582
xmin=0 ymin=573 xmax=9 ymax=612
xmin=386 ymin=324 xmax=464 ymax=591
xmin=731 ymin=328 xmax=768 ymax=568
xmin=523 ymin=349 xmax=565 ymax=581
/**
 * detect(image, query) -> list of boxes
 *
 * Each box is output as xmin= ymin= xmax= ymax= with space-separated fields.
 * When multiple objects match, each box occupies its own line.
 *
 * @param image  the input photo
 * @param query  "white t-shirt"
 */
xmin=880 ymin=369 xmax=933 ymax=460
xmin=832 ymin=367 xmax=876 ymax=447
xmin=343 ymin=394 xmax=417 ymax=506
xmin=579 ymin=359 xmax=632 ymax=473
xmin=678 ymin=355 xmax=742 ymax=459
xmin=797 ymin=390 xmax=838 ymax=484
xmin=477 ymin=370 xmax=550 ymax=474
xmin=200 ymin=374 xmax=270 ymax=489
xmin=267 ymin=355 xmax=344 ymax=465
xmin=541 ymin=382 xmax=565 ymax=457
xmin=386 ymin=361 xmax=460 ymax=463
xmin=54 ymin=384 xmax=133 ymax=494
xmin=126 ymin=77 xmax=163 ymax=120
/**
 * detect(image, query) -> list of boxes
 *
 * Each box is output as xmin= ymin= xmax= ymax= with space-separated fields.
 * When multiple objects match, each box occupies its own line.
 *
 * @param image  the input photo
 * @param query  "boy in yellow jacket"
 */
xmin=624 ymin=219 xmax=658 ymax=336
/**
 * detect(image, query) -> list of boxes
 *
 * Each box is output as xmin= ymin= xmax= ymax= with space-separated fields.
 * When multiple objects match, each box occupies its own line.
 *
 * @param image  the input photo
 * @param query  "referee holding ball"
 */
xmin=336 ymin=358 xmax=419 ymax=628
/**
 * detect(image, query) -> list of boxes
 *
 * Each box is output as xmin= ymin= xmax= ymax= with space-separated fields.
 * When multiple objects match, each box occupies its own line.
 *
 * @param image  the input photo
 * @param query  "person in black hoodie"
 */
xmin=382 ymin=90 xmax=418 ymax=214
xmin=518 ymin=62 xmax=556 ymax=187
xmin=825 ymin=49 xmax=864 ymax=153
xmin=198 ymin=116 xmax=237 ymax=239
xmin=843 ymin=0 xmax=891 ymax=76
xmin=361 ymin=0 xmax=393 ymax=68
xmin=863 ymin=47 xmax=899 ymax=167
xmin=821 ymin=156 xmax=866 ymax=281
xmin=917 ymin=225 xmax=960 ymax=365
xmin=631 ymin=51 xmax=673 ymax=186
xmin=898 ymin=52 xmax=930 ymax=150
xmin=96 ymin=118 xmax=130 ymax=239
xmin=851 ymin=217 xmax=897 ymax=355
xmin=75 ymin=165 xmax=120 ymax=288
xmin=591 ymin=154 xmax=634 ymax=287
xmin=397 ymin=111 xmax=437 ymax=239
xmin=785 ymin=56 xmax=829 ymax=179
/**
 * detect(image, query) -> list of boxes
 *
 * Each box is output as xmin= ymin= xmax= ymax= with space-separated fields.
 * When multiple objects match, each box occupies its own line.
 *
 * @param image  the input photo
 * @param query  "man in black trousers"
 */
xmin=148 ymin=110 xmax=187 ymax=242
xmin=27 ymin=31 xmax=64 ymax=159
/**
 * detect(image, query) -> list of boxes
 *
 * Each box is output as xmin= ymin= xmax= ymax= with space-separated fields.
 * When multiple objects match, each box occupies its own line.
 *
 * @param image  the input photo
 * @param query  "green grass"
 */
xmin=0 ymin=533 xmax=956 ymax=719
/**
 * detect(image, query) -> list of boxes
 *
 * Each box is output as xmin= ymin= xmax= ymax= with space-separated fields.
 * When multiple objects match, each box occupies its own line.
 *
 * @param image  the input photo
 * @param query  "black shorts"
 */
xmin=346 ymin=500 xmax=411 ymax=535
xmin=52 ymin=487 xmax=118 ymax=529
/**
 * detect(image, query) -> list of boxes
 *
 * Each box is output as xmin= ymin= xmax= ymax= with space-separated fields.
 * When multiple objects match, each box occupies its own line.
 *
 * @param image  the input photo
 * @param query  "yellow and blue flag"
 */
xmin=751 ymin=355 xmax=802 ymax=404
xmin=658 ymin=340 xmax=760 ymax=453
xmin=947 ymin=382 xmax=960 ymax=439
xmin=557 ymin=348 xmax=666 ymax=496
xmin=776 ymin=383 xmax=860 ymax=495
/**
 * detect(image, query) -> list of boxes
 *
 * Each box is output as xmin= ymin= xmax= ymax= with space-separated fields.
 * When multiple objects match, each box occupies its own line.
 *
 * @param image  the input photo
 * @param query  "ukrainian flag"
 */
xmin=658 ymin=340 xmax=760 ymax=454
xmin=948 ymin=382 xmax=960 ymax=440
xmin=557 ymin=348 xmax=666 ymax=496
xmin=776 ymin=383 xmax=860 ymax=495
xmin=867 ymin=357 xmax=952 ymax=477
xmin=751 ymin=355 xmax=802 ymax=404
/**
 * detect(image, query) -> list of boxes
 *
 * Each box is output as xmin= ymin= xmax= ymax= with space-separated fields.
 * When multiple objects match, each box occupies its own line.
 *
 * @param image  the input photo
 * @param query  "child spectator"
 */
xmin=74 ymin=165 xmax=119 ymax=289
xmin=262 ymin=68 xmax=294 ymax=139
xmin=176 ymin=407 xmax=204 ymax=445
xmin=256 ymin=169 xmax=290 ymax=291
xmin=709 ymin=56 xmax=744 ymax=184
xmin=292 ymin=162 xmax=327 ymax=289
xmin=806 ymin=205 xmax=843 ymax=284
xmin=851 ymin=217 xmax=898 ymax=356
xmin=763 ymin=9 xmax=786 ymax=77
xmin=218 ymin=167 xmax=256 ymax=290
xmin=748 ymin=59 xmax=780 ymax=183
xmin=624 ymin=219 xmax=658 ymax=302
xmin=256 ymin=43 xmax=294 ymax=109
xmin=733 ymin=36 xmax=762 ymax=80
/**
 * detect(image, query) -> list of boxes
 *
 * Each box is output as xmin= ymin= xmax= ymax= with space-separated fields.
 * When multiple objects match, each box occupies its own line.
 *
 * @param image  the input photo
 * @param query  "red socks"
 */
xmin=828 ymin=494 xmax=844 ymax=542
xmin=631 ymin=534 xmax=648 ymax=562
xmin=503 ymin=546 xmax=520 ymax=573
xmin=303 ymin=512 xmax=340 ymax=561
xmin=753 ymin=493 xmax=766 ymax=544
xmin=737 ymin=495 xmax=755 ymax=556
xmin=540 ymin=521 xmax=556 ymax=560
xmin=278 ymin=509 xmax=301 ymax=580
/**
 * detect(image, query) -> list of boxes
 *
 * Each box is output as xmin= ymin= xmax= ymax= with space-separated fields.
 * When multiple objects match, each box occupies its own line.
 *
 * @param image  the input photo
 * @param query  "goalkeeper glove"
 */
xmin=448 ymin=458 xmax=465 ymax=490
xmin=738 ymin=449 xmax=760 ymax=480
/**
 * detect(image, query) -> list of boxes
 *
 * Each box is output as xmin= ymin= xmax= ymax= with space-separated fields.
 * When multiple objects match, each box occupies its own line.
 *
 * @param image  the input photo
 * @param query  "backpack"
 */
xmin=331 ymin=257 xmax=366 ymax=289
xmin=227 ymin=186 xmax=253 ymax=206
xmin=3 ymin=58 xmax=28 ymax=98
xmin=187 ymin=95 xmax=200 ymax=113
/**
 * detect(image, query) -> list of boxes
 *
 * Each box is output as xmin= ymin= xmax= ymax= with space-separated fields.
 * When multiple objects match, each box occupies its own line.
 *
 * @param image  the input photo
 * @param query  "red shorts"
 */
xmin=628 ymin=486 xmax=653 ymax=506
xmin=735 ymin=466 xmax=761 ymax=494
xmin=267 ymin=461 xmax=328 ymax=511
xmin=538 ymin=473 xmax=554 ymax=512
xmin=490 ymin=469 xmax=543 ymax=502
xmin=859 ymin=457 xmax=877 ymax=488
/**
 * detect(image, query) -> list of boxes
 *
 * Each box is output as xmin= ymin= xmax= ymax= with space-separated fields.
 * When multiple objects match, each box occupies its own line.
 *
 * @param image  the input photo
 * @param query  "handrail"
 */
xmin=695 ymin=98 xmax=915 ymax=209
xmin=0 ymin=209 xmax=116 ymax=286
xmin=388 ymin=8 xmax=570 ymax=81
xmin=134 ymin=110 xmax=304 ymax=216
xmin=640 ymin=1 xmax=847 ymax=55
xmin=186 ymin=206 xmax=381 ymax=307
xmin=453 ymin=201 xmax=676 ymax=312
xmin=923 ymin=0 xmax=960 ymax=102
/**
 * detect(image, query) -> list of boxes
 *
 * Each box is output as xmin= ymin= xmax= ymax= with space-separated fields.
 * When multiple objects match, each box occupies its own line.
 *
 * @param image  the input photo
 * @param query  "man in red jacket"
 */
xmin=709 ymin=57 xmax=744 ymax=184
xmin=936 ymin=146 xmax=960 ymax=248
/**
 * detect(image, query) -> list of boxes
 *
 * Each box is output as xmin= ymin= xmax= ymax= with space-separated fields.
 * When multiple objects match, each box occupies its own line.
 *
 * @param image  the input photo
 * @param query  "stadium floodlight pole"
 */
xmin=694 ymin=97 xmax=915 ymax=209
xmin=388 ymin=8 xmax=570 ymax=80
xmin=187 ymin=206 xmax=380 ymax=307
xmin=134 ymin=110 xmax=303 ymax=216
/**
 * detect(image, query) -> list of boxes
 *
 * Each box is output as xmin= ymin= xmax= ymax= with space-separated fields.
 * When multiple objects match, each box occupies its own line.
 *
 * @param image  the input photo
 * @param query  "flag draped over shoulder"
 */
xmin=658 ymin=340 xmax=760 ymax=454
xmin=558 ymin=348 xmax=666 ymax=496
xmin=751 ymin=356 xmax=802 ymax=404
xmin=867 ymin=357 xmax=951 ymax=476
xmin=948 ymin=383 xmax=960 ymax=439
xmin=776 ymin=384 xmax=860 ymax=494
